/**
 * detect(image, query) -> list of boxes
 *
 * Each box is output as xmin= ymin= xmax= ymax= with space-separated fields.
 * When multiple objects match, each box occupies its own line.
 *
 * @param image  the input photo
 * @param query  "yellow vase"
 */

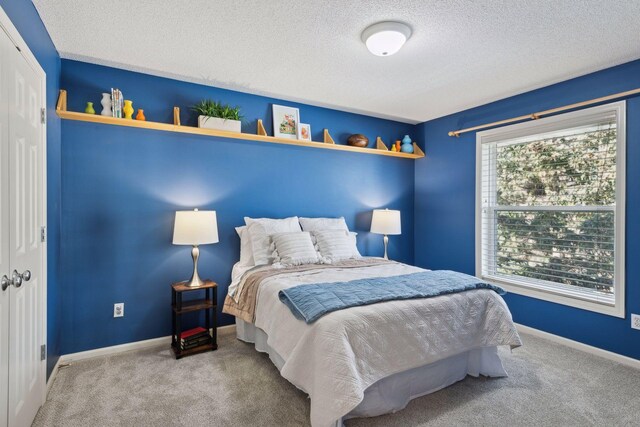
xmin=84 ymin=102 xmax=95 ymax=114
xmin=123 ymin=100 xmax=134 ymax=119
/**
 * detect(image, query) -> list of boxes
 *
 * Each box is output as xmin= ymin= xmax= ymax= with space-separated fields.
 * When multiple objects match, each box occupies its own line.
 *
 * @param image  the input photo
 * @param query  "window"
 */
xmin=476 ymin=102 xmax=625 ymax=317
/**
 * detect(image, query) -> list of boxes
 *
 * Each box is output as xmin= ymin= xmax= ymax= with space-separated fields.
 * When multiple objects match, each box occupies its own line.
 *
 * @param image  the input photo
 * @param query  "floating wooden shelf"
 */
xmin=55 ymin=90 xmax=424 ymax=159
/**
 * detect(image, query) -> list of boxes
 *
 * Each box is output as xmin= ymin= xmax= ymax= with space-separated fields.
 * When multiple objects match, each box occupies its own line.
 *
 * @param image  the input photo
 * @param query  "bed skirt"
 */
xmin=235 ymin=319 xmax=508 ymax=424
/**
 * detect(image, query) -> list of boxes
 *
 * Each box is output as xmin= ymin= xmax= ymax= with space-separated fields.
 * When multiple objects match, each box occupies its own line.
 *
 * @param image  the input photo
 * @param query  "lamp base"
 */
xmin=184 ymin=274 xmax=205 ymax=288
xmin=383 ymin=235 xmax=389 ymax=260
xmin=184 ymin=245 xmax=205 ymax=287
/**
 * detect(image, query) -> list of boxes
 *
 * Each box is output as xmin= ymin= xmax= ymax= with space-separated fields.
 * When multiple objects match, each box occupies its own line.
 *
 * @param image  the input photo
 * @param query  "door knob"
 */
xmin=1 ymin=275 xmax=9 ymax=291
xmin=21 ymin=270 xmax=31 ymax=282
xmin=11 ymin=270 xmax=22 ymax=288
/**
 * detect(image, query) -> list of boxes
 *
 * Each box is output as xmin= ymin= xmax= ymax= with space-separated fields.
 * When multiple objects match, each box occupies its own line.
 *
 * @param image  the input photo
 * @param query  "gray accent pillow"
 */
xmin=313 ymin=230 xmax=361 ymax=263
xmin=271 ymin=232 xmax=320 ymax=266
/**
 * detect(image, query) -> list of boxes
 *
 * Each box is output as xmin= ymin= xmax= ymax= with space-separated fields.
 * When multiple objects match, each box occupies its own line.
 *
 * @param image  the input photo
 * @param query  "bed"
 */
xmin=223 ymin=256 xmax=522 ymax=426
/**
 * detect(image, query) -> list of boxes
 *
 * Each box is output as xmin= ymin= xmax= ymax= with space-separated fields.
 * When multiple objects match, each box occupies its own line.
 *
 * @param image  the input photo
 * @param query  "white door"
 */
xmin=2 ymin=23 xmax=45 ymax=427
xmin=0 ymin=23 xmax=11 ymax=427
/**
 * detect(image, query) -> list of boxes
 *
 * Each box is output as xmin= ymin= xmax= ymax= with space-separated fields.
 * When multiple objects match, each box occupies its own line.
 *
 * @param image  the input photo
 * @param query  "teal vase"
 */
xmin=401 ymin=135 xmax=413 ymax=153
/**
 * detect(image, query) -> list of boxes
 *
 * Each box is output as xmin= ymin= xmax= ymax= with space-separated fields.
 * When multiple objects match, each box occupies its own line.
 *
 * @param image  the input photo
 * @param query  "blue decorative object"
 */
xmin=401 ymin=134 xmax=414 ymax=153
xmin=278 ymin=270 xmax=506 ymax=323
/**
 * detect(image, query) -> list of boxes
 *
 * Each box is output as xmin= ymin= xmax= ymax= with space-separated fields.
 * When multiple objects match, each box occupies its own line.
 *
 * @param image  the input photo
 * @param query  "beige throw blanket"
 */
xmin=223 ymin=258 xmax=391 ymax=323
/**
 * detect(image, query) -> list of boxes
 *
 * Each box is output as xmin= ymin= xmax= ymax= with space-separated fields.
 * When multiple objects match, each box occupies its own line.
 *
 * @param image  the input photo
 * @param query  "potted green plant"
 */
xmin=192 ymin=100 xmax=243 ymax=132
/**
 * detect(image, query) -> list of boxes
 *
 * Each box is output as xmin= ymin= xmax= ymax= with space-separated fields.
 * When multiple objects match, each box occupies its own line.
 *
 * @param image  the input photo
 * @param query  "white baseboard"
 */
xmin=515 ymin=323 xmax=640 ymax=370
xmin=61 ymin=324 xmax=236 ymax=363
xmin=46 ymin=324 xmax=236 ymax=393
xmin=61 ymin=335 xmax=172 ymax=363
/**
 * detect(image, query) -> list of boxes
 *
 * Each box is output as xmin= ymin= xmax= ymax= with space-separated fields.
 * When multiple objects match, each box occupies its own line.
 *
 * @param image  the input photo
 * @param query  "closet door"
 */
xmin=0 ymin=25 xmax=11 ymax=427
xmin=6 ymin=28 xmax=44 ymax=427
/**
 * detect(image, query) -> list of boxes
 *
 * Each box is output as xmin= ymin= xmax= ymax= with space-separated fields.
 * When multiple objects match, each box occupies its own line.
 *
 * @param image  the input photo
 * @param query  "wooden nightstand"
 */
xmin=171 ymin=280 xmax=218 ymax=359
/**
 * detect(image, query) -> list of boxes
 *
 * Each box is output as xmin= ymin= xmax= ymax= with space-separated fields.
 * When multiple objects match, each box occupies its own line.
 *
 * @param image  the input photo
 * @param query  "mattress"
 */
xmin=226 ymin=260 xmax=522 ymax=426
xmin=236 ymin=319 xmax=508 ymax=425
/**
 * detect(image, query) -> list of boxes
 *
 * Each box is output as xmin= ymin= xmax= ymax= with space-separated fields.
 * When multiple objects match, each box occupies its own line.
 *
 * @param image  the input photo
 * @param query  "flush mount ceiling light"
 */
xmin=361 ymin=21 xmax=412 ymax=57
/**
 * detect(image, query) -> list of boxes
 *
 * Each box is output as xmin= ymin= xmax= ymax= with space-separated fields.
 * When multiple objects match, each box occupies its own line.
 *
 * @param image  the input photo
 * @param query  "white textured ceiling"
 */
xmin=33 ymin=0 xmax=640 ymax=124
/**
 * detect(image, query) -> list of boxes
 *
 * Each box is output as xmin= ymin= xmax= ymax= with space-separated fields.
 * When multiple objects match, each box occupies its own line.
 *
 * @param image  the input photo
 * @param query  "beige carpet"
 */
xmin=34 ymin=329 xmax=640 ymax=427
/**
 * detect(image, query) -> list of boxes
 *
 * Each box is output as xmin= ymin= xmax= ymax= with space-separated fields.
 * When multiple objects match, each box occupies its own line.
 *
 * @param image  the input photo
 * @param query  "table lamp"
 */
xmin=173 ymin=209 xmax=219 ymax=287
xmin=370 ymin=209 xmax=401 ymax=260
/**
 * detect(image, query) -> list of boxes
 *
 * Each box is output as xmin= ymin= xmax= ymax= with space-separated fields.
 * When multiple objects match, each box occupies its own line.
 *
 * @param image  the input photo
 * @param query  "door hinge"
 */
xmin=41 ymin=108 xmax=46 ymax=125
xmin=40 ymin=345 xmax=46 ymax=361
xmin=40 ymin=226 xmax=46 ymax=243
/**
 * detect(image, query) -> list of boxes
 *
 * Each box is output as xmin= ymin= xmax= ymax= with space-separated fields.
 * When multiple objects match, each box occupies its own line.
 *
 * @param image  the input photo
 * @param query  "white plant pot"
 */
xmin=198 ymin=116 xmax=241 ymax=133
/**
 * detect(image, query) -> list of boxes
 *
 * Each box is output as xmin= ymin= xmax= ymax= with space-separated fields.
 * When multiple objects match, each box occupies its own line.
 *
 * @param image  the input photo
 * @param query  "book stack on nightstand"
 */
xmin=171 ymin=280 xmax=218 ymax=359
xmin=179 ymin=327 xmax=211 ymax=351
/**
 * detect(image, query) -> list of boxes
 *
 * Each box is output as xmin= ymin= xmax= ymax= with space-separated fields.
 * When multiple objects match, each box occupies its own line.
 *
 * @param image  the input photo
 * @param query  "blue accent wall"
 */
xmin=59 ymin=60 xmax=417 ymax=354
xmin=8 ymin=1 xmax=638 ymax=363
xmin=415 ymin=59 xmax=640 ymax=360
xmin=0 ymin=1 xmax=61 ymax=377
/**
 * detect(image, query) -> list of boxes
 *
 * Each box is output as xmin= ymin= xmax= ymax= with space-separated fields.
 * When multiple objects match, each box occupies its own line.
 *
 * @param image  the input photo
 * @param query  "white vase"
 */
xmin=198 ymin=115 xmax=241 ymax=133
xmin=100 ymin=93 xmax=112 ymax=116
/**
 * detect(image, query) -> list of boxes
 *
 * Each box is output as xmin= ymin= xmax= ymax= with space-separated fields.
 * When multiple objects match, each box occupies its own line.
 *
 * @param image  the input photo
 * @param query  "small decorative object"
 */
xmin=297 ymin=123 xmax=311 ymax=141
xmin=123 ymin=100 xmax=134 ymax=119
xmin=401 ymin=135 xmax=414 ymax=153
xmin=347 ymin=134 xmax=369 ymax=147
xmin=100 ymin=93 xmax=112 ymax=116
xmin=370 ymin=208 xmax=401 ymax=260
xmin=395 ymin=140 xmax=401 ymax=151
xmin=401 ymin=144 xmax=414 ymax=153
xmin=391 ymin=144 xmax=397 ymax=152
xmin=136 ymin=109 xmax=146 ymax=121
xmin=272 ymin=104 xmax=300 ymax=140
xmin=173 ymin=209 xmax=219 ymax=287
xmin=84 ymin=102 xmax=95 ymax=114
xmin=192 ymin=99 xmax=242 ymax=132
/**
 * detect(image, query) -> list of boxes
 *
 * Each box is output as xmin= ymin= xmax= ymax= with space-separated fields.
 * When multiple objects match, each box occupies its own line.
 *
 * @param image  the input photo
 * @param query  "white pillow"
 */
xmin=271 ymin=232 xmax=320 ymax=266
xmin=299 ymin=217 xmax=349 ymax=232
xmin=313 ymin=229 xmax=361 ymax=263
xmin=310 ymin=231 xmax=357 ymax=246
xmin=244 ymin=217 xmax=302 ymax=265
xmin=235 ymin=226 xmax=254 ymax=266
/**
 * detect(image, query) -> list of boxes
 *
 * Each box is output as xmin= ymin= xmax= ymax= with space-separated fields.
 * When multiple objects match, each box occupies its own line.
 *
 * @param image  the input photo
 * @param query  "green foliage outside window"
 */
xmin=493 ymin=125 xmax=616 ymax=293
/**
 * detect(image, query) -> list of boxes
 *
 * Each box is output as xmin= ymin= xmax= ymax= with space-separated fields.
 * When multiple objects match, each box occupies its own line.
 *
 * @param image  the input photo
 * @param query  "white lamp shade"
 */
xmin=370 ymin=209 xmax=401 ymax=235
xmin=173 ymin=210 xmax=219 ymax=245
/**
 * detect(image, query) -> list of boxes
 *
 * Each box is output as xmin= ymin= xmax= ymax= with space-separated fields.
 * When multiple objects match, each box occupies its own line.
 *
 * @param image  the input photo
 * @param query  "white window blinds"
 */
xmin=477 ymin=102 xmax=625 ymax=316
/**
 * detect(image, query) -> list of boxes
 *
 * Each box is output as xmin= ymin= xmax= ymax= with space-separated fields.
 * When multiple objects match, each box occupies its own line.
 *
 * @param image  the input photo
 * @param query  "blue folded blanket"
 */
xmin=278 ymin=270 xmax=505 ymax=323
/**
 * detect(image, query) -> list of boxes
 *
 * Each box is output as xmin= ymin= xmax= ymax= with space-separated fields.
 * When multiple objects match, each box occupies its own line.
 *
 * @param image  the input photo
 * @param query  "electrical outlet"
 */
xmin=114 ymin=303 xmax=124 ymax=318
xmin=632 ymin=314 xmax=640 ymax=330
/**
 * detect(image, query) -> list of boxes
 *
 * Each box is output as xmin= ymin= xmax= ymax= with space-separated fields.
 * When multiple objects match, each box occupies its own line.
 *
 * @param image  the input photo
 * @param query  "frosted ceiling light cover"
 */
xmin=362 ymin=21 xmax=412 ymax=56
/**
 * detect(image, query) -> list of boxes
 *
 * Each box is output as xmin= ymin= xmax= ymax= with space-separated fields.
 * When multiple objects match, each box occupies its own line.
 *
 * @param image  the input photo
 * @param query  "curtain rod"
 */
xmin=448 ymin=87 xmax=640 ymax=137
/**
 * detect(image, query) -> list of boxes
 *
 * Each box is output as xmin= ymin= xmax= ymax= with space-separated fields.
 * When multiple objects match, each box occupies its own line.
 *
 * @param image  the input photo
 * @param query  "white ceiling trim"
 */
xmin=60 ymin=51 xmax=638 ymax=126
xmin=35 ymin=1 xmax=640 ymax=124
xmin=58 ymin=51 xmax=421 ymax=124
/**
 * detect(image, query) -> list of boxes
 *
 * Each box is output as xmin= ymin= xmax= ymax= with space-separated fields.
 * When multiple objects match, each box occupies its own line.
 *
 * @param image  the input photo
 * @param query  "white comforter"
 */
xmin=252 ymin=261 xmax=522 ymax=427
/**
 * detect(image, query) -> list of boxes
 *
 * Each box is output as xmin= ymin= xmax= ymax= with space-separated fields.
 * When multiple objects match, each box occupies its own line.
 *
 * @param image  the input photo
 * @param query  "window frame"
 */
xmin=475 ymin=101 xmax=626 ymax=318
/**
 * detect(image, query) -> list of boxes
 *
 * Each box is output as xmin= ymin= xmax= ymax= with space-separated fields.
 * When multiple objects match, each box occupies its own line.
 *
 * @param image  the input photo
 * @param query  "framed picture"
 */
xmin=297 ymin=123 xmax=311 ymax=141
xmin=272 ymin=104 xmax=300 ymax=139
